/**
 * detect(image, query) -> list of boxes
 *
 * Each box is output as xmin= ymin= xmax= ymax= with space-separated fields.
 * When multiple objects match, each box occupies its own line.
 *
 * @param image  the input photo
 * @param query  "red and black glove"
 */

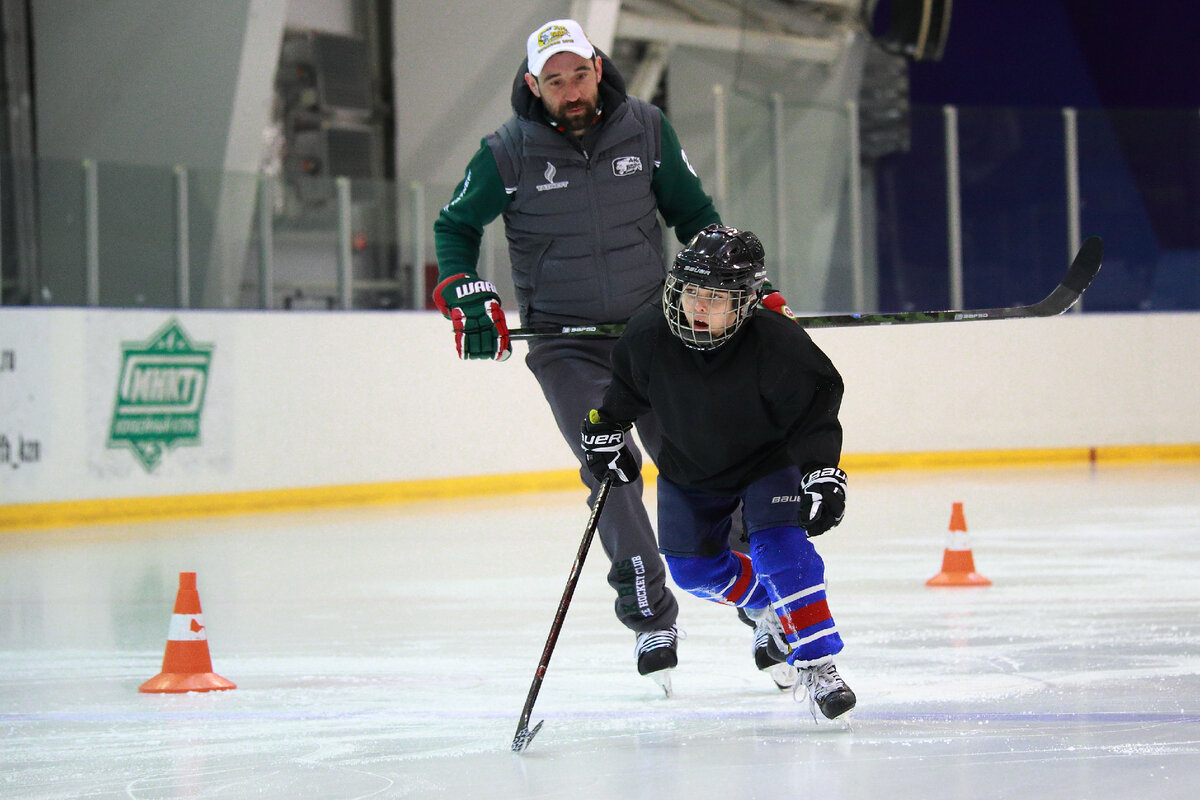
xmin=432 ymin=273 xmax=512 ymax=361
xmin=760 ymin=279 xmax=797 ymax=320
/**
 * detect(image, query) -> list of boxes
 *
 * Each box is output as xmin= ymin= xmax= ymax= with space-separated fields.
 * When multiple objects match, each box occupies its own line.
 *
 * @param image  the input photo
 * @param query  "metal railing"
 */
xmin=2 ymin=104 xmax=1198 ymax=314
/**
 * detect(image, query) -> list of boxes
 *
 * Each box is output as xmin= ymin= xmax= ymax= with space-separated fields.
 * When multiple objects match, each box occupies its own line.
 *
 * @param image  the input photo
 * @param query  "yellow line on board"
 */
xmin=842 ymin=443 xmax=1200 ymax=472
xmin=3 ymin=444 xmax=1198 ymax=532
xmin=0 ymin=470 xmax=582 ymax=532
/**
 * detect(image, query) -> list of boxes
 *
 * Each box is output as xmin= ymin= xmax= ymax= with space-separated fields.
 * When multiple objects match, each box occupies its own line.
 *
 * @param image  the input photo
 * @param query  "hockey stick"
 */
xmin=508 ymin=236 xmax=1103 ymax=338
xmin=511 ymin=474 xmax=615 ymax=754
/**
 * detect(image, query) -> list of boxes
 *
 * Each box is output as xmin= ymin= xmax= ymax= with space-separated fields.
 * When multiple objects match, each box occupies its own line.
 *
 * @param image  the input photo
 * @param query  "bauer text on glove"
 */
xmin=432 ymin=273 xmax=512 ymax=361
xmin=580 ymin=410 xmax=639 ymax=485
xmin=798 ymin=465 xmax=846 ymax=537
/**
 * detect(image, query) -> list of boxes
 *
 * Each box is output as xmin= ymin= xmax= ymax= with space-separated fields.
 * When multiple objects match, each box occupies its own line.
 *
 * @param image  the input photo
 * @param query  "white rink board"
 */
xmin=1 ymin=307 xmax=1198 ymax=505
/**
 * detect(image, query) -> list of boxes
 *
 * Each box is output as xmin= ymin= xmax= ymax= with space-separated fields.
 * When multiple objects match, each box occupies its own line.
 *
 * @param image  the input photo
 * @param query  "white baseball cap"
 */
xmin=526 ymin=19 xmax=596 ymax=77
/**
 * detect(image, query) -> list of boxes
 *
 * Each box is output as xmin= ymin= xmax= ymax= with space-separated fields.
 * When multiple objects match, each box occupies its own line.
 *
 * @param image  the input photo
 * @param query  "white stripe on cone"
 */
xmin=946 ymin=529 xmax=971 ymax=550
xmin=166 ymin=613 xmax=207 ymax=641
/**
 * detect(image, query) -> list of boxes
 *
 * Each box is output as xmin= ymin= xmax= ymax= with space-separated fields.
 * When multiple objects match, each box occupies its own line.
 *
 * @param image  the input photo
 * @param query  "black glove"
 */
xmin=580 ymin=410 xmax=639 ymax=485
xmin=799 ymin=465 xmax=847 ymax=537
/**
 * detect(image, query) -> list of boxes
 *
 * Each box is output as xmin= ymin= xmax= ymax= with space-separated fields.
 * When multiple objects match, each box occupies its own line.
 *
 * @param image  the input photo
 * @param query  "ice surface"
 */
xmin=3 ymin=463 xmax=1199 ymax=799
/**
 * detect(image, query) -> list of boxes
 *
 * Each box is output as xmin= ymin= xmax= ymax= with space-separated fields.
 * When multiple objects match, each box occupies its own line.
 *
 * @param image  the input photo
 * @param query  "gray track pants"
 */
xmin=525 ymin=336 xmax=679 ymax=634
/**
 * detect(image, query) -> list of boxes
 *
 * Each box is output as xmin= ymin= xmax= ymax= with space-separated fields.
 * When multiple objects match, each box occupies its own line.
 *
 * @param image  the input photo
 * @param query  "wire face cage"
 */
xmin=662 ymin=273 xmax=758 ymax=350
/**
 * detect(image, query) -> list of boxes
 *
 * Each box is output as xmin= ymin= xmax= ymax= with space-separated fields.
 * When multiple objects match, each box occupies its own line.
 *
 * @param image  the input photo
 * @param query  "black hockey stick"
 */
xmin=511 ymin=474 xmax=614 ymax=754
xmin=508 ymin=236 xmax=1103 ymax=338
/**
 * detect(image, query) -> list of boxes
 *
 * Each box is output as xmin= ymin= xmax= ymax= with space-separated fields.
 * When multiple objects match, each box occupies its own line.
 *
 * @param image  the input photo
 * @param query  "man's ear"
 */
xmin=594 ymin=56 xmax=603 ymax=83
xmin=524 ymin=73 xmax=541 ymax=98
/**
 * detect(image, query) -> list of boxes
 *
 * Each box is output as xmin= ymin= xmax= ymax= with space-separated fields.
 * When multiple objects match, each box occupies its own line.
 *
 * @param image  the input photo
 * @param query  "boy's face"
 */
xmin=680 ymin=285 xmax=737 ymax=338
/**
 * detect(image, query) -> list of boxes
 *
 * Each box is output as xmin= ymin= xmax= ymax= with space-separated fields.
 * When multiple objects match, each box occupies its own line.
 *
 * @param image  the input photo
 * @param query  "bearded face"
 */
xmin=526 ymin=52 xmax=602 ymax=136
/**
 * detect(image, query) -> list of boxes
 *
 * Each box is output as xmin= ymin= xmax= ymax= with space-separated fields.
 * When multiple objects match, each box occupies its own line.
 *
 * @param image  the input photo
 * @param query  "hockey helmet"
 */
xmin=662 ymin=224 xmax=767 ymax=350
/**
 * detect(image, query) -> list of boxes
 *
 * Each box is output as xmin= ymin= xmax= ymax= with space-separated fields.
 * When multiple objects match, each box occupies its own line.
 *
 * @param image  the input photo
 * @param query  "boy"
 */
xmin=580 ymin=224 xmax=855 ymax=720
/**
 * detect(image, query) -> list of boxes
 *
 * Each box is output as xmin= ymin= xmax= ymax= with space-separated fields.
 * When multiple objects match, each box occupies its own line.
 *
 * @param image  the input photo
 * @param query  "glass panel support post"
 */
xmin=83 ymin=158 xmax=100 ymax=307
xmin=336 ymin=177 xmax=352 ymax=310
xmin=943 ymin=105 xmax=964 ymax=310
xmin=1063 ymin=106 xmax=1083 ymax=312
xmin=847 ymin=100 xmax=866 ymax=311
xmin=257 ymin=173 xmax=274 ymax=310
xmin=409 ymin=181 xmax=425 ymax=310
xmin=174 ymin=165 xmax=190 ymax=309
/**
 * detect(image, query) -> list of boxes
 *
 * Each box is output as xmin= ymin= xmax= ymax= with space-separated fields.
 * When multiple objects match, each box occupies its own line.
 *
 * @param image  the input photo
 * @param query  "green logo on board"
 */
xmin=108 ymin=318 xmax=213 ymax=471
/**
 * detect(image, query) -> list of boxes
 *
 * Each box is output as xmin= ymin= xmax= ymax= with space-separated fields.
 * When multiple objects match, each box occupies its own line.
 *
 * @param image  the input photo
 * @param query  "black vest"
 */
xmin=488 ymin=97 xmax=665 ymax=325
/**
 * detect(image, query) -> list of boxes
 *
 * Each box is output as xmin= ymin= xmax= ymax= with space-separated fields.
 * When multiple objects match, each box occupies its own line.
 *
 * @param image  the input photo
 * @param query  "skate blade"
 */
xmin=813 ymin=708 xmax=854 ymax=729
xmin=799 ymin=696 xmax=856 ymax=726
xmin=647 ymin=668 xmax=674 ymax=698
xmin=765 ymin=662 xmax=798 ymax=691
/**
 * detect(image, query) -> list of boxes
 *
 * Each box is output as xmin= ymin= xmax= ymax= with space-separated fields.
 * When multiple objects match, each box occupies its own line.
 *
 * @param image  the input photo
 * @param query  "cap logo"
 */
xmin=537 ymin=25 xmax=572 ymax=52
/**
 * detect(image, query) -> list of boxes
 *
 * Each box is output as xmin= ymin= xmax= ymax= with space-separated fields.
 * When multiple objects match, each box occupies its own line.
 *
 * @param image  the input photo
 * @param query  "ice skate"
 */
xmin=795 ymin=656 xmax=855 ymax=720
xmin=742 ymin=606 xmax=798 ymax=690
xmin=635 ymin=625 xmax=678 ymax=697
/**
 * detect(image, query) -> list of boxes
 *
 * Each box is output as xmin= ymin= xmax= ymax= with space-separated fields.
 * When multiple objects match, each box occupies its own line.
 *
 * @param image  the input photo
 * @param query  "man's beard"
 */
xmin=551 ymin=99 xmax=597 ymax=135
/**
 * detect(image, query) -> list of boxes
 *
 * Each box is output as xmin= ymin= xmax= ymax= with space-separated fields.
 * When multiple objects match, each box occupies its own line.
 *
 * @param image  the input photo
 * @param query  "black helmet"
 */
xmin=662 ymin=224 xmax=767 ymax=350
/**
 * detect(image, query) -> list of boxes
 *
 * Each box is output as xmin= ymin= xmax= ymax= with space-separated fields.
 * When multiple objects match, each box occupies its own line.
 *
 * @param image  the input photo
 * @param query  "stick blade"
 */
xmin=511 ymin=720 xmax=543 ymax=753
xmin=1063 ymin=236 xmax=1103 ymax=295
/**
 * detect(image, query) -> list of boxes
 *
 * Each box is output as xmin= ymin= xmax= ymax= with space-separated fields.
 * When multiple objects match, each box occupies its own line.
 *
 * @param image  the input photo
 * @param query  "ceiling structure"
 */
xmin=571 ymin=0 xmax=866 ymax=99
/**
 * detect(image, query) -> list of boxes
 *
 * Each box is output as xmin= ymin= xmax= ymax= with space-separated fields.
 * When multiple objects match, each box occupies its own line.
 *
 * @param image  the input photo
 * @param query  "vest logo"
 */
xmin=536 ymin=161 xmax=569 ymax=192
xmin=612 ymin=156 xmax=643 ymax=177
xmin=108 ymin=318 xmax=213 ymax=471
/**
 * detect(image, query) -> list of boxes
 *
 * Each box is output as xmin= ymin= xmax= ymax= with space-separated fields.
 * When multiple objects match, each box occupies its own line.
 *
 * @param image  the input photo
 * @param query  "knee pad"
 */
xmin=749 ymin=525 xmax=820 ymax=577
xmin=665 ymin=551 xmax=767 ymax=607
xmin=665 ymin=552 xmax=730 ymax=594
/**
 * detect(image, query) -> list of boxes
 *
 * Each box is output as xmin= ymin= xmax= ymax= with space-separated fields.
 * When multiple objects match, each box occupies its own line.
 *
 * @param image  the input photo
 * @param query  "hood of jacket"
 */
xmin=508 ymin=48 xmax=628 ymax=124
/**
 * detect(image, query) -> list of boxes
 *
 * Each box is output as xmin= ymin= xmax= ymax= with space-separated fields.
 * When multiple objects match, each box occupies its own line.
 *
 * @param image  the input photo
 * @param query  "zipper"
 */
xmin=578 ymin=145 xmax=612 ymax=319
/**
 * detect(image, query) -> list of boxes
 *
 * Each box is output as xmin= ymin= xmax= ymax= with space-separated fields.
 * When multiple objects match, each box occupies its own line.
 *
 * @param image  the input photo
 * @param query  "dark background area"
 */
xmin=873 ymin=0 xmax=1200 ymax=312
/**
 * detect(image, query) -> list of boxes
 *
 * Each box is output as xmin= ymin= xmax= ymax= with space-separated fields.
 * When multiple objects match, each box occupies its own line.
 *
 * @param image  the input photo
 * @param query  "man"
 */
xmin=580 ymin=224 xmax=856 ymax=720
xmin=432 ymin=18 xmax=792 ymax=691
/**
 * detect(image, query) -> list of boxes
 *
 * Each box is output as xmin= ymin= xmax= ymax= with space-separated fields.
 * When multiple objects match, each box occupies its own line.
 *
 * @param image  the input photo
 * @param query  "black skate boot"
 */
xmin=796 ymin=657 xmax=856 ymax=720
xmin=635 ymin=625 xmax=678 ymax=697
xmin=742 ymin=606 xmax=797 ymax=690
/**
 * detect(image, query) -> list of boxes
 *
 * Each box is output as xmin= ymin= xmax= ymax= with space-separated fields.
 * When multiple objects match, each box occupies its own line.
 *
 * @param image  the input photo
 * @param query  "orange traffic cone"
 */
xmin=139 ymin=572 xmax=236 ymax=693
xmin=926 ymin=502 xmax=991 ymax=587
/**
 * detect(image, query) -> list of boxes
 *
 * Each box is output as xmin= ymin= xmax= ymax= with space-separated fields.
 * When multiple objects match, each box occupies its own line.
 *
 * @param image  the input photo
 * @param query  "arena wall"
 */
xmin=2 ymin=308 xmax=1197 ymax=527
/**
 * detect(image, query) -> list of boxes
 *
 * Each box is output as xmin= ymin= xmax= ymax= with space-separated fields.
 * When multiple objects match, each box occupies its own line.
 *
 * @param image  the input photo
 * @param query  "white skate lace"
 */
xmin=745 ymin=606 xmax=790 ymax=655
xmin=634 ymin=625 xmax=683 ymax=658
xmin=795 ymin=660 xmax=844 ymax=720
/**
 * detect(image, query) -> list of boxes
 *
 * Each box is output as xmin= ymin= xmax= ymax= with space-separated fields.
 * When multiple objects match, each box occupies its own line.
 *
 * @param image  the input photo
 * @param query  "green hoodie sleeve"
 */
xmin=652 ymin=113 xmax=722 ymax=244
xmin=432 ymin=140 xmax=512 ymax=282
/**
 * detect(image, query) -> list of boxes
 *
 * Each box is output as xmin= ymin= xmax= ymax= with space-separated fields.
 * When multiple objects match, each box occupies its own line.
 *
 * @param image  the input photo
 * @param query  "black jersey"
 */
xmin=600 ymin=307 xmax=844 ymax=495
